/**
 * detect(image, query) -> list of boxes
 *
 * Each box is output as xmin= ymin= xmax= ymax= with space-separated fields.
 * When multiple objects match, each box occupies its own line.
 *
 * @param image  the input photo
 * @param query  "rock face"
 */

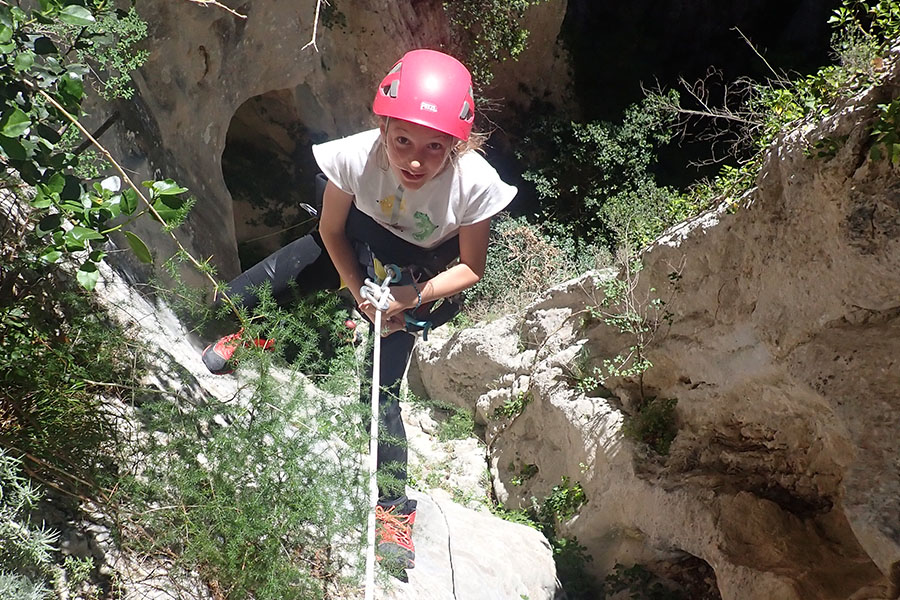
xmin=413 ymin=60 xmax=900 ymax=599
xmin=99 ymin=0 xmax=568 ymax=282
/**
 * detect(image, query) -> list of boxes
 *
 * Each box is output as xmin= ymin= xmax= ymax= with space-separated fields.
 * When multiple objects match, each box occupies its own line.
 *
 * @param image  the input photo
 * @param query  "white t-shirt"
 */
xmin=312 ymin=129 xmax=517 ymax=249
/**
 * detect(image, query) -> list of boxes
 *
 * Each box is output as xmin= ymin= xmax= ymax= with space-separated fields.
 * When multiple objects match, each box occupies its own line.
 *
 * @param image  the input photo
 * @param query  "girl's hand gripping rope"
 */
xmin=360 ymin=266 xmax=404 ymax=336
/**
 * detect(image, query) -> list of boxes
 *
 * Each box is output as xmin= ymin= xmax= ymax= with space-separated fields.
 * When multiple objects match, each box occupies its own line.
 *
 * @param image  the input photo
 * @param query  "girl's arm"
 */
xmin=319 ymin=180 xmax=367 ymax=307
xmin=384 ymin=217 xmax=491 ymax=320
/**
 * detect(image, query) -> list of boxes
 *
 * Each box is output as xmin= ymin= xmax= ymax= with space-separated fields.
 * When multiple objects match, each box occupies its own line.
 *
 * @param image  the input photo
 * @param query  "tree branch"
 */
xmin=29 ymin=81 xmax=244 ymax=322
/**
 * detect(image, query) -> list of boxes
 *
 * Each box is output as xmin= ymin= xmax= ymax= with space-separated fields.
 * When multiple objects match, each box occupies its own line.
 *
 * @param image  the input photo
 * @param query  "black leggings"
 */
xmin=222 ymin=231 xmax=413 ymax=502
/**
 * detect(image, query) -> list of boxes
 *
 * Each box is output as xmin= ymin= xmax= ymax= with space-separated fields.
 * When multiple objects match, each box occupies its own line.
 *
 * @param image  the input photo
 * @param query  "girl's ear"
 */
xmin=378 ymin=116 xmax=388 ymax=137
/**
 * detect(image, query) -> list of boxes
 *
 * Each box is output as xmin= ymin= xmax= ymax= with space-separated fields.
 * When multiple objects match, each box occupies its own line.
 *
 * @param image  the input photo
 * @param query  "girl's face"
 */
xmin=380 ymin=119 xmax=454 ymax=190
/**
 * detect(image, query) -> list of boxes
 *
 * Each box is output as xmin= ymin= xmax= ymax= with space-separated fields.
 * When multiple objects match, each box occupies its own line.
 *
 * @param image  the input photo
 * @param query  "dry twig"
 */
xmin=185 ymin=0 xmax=247 ymax=19
xmin=302 ymin=0 xmax=328 ymax=51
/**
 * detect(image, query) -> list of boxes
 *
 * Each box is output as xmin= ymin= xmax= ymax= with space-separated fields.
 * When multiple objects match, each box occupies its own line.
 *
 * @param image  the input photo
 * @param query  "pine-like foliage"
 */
xmin=118 ymin=290 xmax=370 ymax=599
xmin=0 ymin=450 xmax=57 ymax=600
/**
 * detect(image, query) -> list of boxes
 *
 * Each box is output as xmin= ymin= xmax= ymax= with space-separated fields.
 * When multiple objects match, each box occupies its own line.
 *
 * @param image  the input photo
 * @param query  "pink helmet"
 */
xmin=372 ymin=49 xmax=475 ymax=140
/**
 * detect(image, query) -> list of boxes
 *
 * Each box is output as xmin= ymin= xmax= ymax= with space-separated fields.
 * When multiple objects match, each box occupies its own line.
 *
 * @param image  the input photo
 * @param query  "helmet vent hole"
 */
xmin=459 ymin=101 xmax=472 ymax=121
xmin=382 ymin=80 xmax=400 ymax=98
xmin=389 ymin=62 xmax=402 ymax=75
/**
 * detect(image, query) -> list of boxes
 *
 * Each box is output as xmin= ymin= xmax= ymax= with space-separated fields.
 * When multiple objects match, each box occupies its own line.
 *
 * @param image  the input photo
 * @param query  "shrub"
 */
xmin=516 ymin=93 xmax=681 ymax=251
xmin=0 ymin=450 xmax=58 ymax=600
xmin=0 ymin=213 xmax=138 ymax=488
xmin=622 ymin=397 xmax=679 ymax=456
xmin=444 ymin=0 xmax=549 ymax=89
xmin=465 ymin=214 xmax=610 ymax=320
xmin=492 ymin=476 xmax=598 ymax=598
xmin=118 ymin=290 xmax=369 ymax=599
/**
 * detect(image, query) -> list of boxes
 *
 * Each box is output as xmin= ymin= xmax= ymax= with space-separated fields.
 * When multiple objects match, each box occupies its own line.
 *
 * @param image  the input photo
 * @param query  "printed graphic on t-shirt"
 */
xmin=413 ymin=212 xmax=437 ymax=241
xmin=377 ymin=194 xmax=404 ymax=220
xmin=375 ymin=191 xmax=437 ymax=241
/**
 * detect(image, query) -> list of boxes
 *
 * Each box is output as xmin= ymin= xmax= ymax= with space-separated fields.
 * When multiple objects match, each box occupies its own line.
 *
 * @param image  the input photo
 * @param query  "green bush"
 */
xmin=465 ymin=214 xmax=610 ymax=320
xmin=0 ymin=450 xmax=58 ymax=600
xmin=0 ymin=1 xmax=188 ymax=291
xmin=539 ymin=476 xmax=587 ymax=524
xmin=118 ymin=290 xmax=369 ymax=599
xmin=603 ymin=563 xmax=687 ymax=600
xmin=406 ymin=392 xmax=475 ymax=442
xmin=492 ymin=390 xmax=533 ymax=420
xmin=492 ymin=475 xmax=598 ymax=598
xmin=657 ymin=0 xmax=900 ymax=211
xmin=517 ymin=93 xmax=681 ymax=251
xmin=0 ymin=248 xmax=137 ymax=488
xmin=444 ymin=0 xmax=549 ymax=89
xmin=622 ymin=397 xmax=679 ymax=456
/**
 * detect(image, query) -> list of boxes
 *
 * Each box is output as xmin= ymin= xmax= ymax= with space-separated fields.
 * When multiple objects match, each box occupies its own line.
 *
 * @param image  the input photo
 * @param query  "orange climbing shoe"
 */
xmin=375 ymin=498 xmax=417 ymax=572
xmin=201 ymin=329 xmax=274 ymax=374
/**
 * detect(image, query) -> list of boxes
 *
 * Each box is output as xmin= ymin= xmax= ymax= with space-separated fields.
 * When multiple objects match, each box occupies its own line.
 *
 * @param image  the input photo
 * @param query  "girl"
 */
xmin=202 ymin=49 xmax=517 ymax=573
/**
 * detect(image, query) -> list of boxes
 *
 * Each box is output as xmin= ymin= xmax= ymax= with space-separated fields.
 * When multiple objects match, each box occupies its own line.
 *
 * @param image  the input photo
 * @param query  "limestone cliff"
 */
xmin=98 ymin=0 xmax=568 ymax=282
xmin=413 ymin=55 xmax=900 ymax=600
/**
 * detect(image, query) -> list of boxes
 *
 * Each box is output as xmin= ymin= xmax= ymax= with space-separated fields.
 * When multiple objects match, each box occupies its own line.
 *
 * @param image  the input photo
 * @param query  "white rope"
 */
xmin=360 ymin=268 xmax=396 ymax=600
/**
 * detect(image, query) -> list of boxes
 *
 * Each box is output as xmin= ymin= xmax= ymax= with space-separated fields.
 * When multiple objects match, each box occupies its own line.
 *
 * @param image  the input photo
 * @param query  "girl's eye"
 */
xmin=427 ymin=142 xmax=444 ymax=151
xmin=395 ymin=136 xmax=410 ymax=145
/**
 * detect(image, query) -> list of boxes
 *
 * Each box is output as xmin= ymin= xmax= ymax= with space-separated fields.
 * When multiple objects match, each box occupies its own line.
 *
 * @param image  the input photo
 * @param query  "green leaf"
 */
xmin=30 ymin=192 xmax=53 ymax=209
xmin=152 ymin=195 xmax=182 ymax=224
xmin=66 ymin=63 xmax=89 ymax=76
xmin=32 ymin=36 xmax=57 ymax=55
xmin=1 ymin=108 xmax=31 ymax=137
xmin=124 ymin=231 xmax=153 ymax=264
xmin=36 ymin=123 xmax=62 ymax=144
xmin=45 ymin=172 xmax=65 ymax=194
xmin=37 ymin=213 xmax=62 ymax=236
xmin=40 ymin=249 xmax=61 ymax=263
xmin=151 ymin=194 xmax=188 ymax=225
xmin=15 ymin=159 xmax=40 ymax=184
xmin=103 ymin=194 xmax=122 ymax=218
xmin=0 ymin=135 xmax=27 ymax=160
xmin=76 ymin=262 xmax=100 ymax=290
xmin=64 ymin=226 xmax=104 ymax=245
xmin=0 ymin=6 xmax=12 ymax=28
xmin=121 ymin=188 xmax=138 ymax=215
xmin=46 ymin=152 xmax=68 ymax=170
xmin=59 ymin=5 xmax=95 ymax=26
xmin=0 ymin=24 xmax=11 ymax=44
xmin=14 ymin=51 xmax=36 ymax=72
xmin=149 ymin=179 xmax=188 ymax=196
xmin=59 ymin=71 xmax=84 ymax=106
xmin=100 ymin=176 xmax=121 ymax=193
xmin=60 ymin=175 xmax=82 ymax=201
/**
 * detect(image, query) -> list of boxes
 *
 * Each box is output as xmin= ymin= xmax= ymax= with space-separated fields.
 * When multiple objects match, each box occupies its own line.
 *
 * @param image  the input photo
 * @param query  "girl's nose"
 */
xmin=410 ymin=159 xmax=421 ymax=169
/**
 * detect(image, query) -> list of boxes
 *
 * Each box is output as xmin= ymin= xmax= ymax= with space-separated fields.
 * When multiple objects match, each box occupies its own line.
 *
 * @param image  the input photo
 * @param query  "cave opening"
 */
xmin=221 ymin=88 xmax=328 ymax=271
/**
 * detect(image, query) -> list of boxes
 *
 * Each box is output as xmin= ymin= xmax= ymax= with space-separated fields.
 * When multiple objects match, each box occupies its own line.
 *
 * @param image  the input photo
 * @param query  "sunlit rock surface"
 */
xmin=413 ymin=58 xmax=900 ymax=600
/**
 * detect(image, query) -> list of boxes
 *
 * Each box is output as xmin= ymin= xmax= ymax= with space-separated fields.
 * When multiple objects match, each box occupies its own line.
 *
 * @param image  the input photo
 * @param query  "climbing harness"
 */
xmin=359 ymin=264 xmax=400 ymax=600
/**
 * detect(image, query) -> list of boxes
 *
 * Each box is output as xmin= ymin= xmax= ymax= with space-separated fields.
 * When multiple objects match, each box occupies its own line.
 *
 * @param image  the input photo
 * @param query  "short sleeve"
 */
xmin=458 ymin=153 xmax=517 ymax=225
xmin=311 ymin=129 xmax=380 ymax=195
